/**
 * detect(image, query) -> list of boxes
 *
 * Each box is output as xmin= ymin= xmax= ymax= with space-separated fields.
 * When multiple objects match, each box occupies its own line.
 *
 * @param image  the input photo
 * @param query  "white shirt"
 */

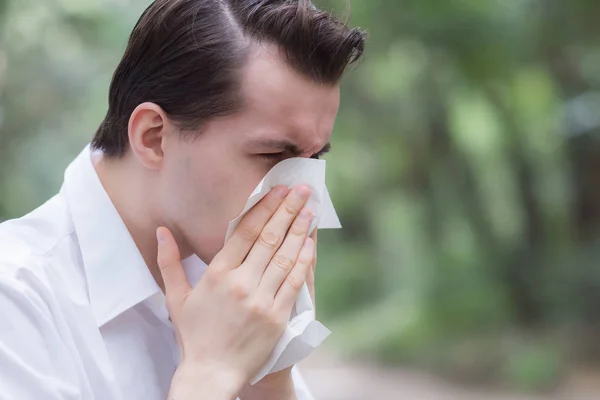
xmin=0 ymin=146 xmax=314 ymax=400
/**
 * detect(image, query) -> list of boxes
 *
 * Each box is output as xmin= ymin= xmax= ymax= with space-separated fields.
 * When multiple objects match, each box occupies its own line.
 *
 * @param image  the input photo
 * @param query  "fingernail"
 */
xmin=156 ymin=228 xmax=165 ymax=244
xmin=295 ymin=185 xmax=310 ymax=200
xmin=275 ymin=186 xmax=289 ymax=198
xmin=300 ymin=208 xmax=313 ymax=220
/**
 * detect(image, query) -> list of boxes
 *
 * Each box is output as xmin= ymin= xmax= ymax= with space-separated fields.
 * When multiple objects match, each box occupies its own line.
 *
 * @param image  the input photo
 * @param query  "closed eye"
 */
xmin=311 ymin=144 xmax=331 ymax=159
xmin=259 ymin=153 xmax=285 ymax=162
xmin=259 ymin=142 xmax=331 ymax=161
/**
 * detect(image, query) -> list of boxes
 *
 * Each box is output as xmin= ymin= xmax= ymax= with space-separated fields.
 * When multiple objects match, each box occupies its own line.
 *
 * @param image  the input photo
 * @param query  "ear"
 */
xmin=127 ymin=102 xmax=173 ymax=170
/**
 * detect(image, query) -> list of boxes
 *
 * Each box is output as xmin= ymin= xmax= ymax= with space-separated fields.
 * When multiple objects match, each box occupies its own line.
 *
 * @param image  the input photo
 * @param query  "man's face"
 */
xmin=158 ymin=45 xmax=340 ymax=263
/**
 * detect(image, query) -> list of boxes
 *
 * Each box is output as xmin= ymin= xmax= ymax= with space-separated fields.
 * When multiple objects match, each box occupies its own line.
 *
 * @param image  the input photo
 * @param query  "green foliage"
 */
xmin=505 ymin=341 xmax=562 ymax=392
xmin=315 ymin=0 xmax=600 ymax=388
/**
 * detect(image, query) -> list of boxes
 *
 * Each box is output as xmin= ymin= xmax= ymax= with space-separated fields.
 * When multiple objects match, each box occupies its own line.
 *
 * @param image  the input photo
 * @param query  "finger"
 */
xmin=156 ymin=227 xmax=191 ymax=308
xmin=274 ymin=238 xmax=315 ymax=311
xmin=257 ymin=208 xmax=312 ymax=297
xmin=215 ymin=185 xmax=289 ymax=269
xmin=240 ymin=185 xmax=311 ymax=282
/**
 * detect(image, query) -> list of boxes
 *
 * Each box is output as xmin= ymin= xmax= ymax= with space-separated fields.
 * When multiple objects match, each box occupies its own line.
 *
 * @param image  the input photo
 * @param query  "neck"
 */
xmin=93 ymin=152 xmax=167 ymax=291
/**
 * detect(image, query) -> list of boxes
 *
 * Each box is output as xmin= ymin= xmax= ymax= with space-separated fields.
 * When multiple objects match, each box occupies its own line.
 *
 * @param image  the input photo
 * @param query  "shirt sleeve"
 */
xmin=0 ymin=276 xmax=82 ymax=400
xmin=291 ymin=365 xmax=315 ymax=400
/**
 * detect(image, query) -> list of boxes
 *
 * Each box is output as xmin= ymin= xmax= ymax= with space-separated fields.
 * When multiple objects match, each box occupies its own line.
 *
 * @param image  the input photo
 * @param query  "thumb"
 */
xmin=156 ymin=227 xmax=191 ymax=306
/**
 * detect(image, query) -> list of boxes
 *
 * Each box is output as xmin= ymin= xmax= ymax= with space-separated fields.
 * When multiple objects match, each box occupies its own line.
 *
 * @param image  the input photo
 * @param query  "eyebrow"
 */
xmin=251 ymin=139 xmax=331 ymax=158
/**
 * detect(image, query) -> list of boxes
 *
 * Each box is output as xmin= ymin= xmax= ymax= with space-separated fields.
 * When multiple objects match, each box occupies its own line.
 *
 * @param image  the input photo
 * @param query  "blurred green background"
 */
xmin=2 ymin=0 xmax=600 ymax=396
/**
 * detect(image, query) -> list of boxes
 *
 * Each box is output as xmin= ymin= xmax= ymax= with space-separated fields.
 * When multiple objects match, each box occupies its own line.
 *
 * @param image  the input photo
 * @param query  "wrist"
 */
xmin=239 ymin=369 xmax=296 ymax=400
xmin=170 ymin=360 xmax=245 ymax=400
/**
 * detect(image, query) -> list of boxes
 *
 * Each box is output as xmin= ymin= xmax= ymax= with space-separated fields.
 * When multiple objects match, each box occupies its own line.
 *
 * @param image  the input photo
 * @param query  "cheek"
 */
xmin=159 ymin=161 xmax=201 ymax=220
xmin=187 ymin=150 xmax=266 ymax=223
xmin=161 ymin=138 xmax=272 ymax=234
xmin=216 ymin=163 xmax=268 ymax=221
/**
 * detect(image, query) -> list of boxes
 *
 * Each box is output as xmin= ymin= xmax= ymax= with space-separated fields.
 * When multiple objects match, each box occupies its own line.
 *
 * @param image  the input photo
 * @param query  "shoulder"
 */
xmin=0 ymin=194 xmax=73 ymax=260
xmin=0 ymin=226 xmax=86 ymax=399
xmin=0 ymin=193 xmax=80 ymax=300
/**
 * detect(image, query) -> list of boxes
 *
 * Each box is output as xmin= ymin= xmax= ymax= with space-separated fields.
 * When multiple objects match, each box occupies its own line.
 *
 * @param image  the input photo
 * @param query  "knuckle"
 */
xmin=258 ymin=231 xmax=281 ymax=248
xmin=238 ymin=225 xmax=261 ymax=242
xmin=263 ymin=198 xmax=281 ymax=215
xmin=272 ymin=254 xmax=295 ymax=272
xmin=289 ymin=219 xmax=309 ymax=237
xmin=283 ymin=204 xmax=299 ymax=217
xmin=248 ymin=299 xmax=272 ymax=318
xmin=228 ymin=281 xmax=250 ymax=299
xmin=286 ymin=274 xmax=304 ymax=291
xmin=298 ymin=250 xmax=314 ymax=265
xmin=266 ymin=313 xmax=283 ymax=329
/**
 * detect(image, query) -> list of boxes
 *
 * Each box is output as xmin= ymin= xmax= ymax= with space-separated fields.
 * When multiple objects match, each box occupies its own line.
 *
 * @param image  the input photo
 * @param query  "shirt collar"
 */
xmin=62 ymin=145 xmax=161 ymax=327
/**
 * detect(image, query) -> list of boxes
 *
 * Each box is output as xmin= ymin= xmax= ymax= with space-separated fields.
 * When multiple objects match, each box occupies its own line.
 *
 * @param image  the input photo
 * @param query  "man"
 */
xmin=0 ymin=0 xmax=365 ymax=399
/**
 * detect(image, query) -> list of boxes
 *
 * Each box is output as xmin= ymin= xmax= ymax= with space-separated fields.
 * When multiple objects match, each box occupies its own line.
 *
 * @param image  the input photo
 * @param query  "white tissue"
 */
xmin=225 ymin=157 xmax=341 ymax=385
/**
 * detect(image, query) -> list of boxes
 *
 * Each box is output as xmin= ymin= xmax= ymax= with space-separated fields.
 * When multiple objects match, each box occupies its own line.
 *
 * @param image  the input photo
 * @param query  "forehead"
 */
xmin=238 ymin=44 xmax=340 ymax=152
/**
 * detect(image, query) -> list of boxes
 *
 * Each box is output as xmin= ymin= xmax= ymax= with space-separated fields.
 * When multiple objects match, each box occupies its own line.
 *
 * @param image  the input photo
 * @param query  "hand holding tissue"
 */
xmin=225 ymin=157 xmax=341 ymax=384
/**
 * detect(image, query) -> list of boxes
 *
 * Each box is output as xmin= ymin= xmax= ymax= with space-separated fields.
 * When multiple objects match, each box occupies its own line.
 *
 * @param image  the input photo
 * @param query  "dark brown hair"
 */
xmin=92 ymin=0 xmax=366 ymax=157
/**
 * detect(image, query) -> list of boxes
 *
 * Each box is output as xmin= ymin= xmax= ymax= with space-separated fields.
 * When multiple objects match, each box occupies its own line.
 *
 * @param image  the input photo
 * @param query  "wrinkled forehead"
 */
xmin=239 ymin=44 xmax=340 ymax=154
